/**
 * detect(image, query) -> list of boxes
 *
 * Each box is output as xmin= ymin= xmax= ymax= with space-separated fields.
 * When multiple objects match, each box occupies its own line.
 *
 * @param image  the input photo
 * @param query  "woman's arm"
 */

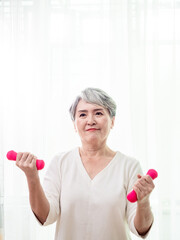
xmin=134 ymin=199 xmax=153 ymax=235
xmin=16 ymin=152 xmax=50 ymax=224
xmin=26 ymin=175 xmax=50 ymax=224
xmin=133 ymin=174 xmax=155 ymax=235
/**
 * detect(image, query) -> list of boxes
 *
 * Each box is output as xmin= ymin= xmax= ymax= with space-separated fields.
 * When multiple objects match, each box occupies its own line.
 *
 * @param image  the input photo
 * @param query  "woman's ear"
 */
xmin=73 ymin=122 xmax=77 ymax=132
xmin=111 ymin=116 xmax=115 ymax=129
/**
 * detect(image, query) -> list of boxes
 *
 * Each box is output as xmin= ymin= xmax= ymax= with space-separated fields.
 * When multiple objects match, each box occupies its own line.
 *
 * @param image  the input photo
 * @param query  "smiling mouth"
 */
xmin=86 ymin=128 xmax=99 ymax=131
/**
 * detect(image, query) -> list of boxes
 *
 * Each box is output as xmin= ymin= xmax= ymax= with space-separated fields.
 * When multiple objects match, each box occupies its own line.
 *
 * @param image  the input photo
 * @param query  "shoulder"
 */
xmin=116 ymin=151 xmax=140 ymax=166
xmin=116 ymin=151 xmax=142 ymax=176
xmin=51 ymin=147 xmax=78 ymax=164
xmin=45 ymin=147 xmax=78 ymax=171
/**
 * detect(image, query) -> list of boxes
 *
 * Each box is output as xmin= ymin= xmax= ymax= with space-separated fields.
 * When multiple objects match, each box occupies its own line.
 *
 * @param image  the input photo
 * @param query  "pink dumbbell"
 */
xmin=7 ymin=150 xmax=45 ymax=170
xmin=127 ymin=169 xmax=158 ymax=203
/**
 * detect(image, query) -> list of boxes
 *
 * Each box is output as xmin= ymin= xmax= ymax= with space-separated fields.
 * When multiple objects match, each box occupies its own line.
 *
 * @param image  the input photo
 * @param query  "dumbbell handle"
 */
xmin=127 ymin=169 xmax=158 ymax=203
xmin=7 ymin=150 xmax=45 ymax=170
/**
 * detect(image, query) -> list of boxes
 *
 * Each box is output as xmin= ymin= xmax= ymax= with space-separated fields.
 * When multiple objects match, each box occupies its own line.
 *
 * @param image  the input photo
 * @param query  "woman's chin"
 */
xmin=88 ymin=136 xmax=103 ymax=145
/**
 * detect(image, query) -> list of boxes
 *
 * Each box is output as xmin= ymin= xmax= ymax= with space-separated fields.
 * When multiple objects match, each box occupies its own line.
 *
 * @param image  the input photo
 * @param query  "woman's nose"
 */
xmin=87 ymin=115 xmax=96 ymax=125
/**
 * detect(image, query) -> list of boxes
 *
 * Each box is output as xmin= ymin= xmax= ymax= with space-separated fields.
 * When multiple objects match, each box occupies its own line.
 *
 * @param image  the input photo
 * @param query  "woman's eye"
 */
xmin=79 ymin=113 xmax=86 ymax=117
xmin=96 ymin=112 xmax=103 ymax=115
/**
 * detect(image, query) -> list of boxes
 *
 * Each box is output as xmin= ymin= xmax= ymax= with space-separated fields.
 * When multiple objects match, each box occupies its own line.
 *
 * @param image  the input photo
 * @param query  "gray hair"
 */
xmin=69 ymin=87 xmax=117 ymax=121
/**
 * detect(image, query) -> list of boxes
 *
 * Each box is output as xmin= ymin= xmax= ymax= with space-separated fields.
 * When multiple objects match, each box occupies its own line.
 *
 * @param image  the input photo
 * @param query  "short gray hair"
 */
xmin=69 ymin=87 xmax=117 ymax=121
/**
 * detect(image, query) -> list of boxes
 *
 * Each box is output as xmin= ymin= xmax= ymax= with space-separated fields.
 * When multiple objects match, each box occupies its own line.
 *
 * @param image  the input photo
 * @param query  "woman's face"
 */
xmin=74 ymin=99 xmax=115 ymax=146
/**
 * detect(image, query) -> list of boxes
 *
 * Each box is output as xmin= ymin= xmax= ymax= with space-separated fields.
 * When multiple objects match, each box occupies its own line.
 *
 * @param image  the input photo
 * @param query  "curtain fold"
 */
xmin=0 ymin=0 xmax=180 ymax=239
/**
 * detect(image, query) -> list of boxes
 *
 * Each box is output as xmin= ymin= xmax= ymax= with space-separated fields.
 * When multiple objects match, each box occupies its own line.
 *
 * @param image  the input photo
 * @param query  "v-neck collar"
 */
xmin=75 ymin=147 xmax=119 ymax=183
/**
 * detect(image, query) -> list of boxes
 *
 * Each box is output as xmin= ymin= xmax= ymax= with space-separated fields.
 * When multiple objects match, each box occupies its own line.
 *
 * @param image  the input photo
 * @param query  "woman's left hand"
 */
xmin=133 ymin=174 xmax=155 ymax=203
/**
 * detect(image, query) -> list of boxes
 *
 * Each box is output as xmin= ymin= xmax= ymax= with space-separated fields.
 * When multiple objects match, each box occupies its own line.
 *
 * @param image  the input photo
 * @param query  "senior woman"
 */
xmin=16 ymin=88 xmax=155 ymax=240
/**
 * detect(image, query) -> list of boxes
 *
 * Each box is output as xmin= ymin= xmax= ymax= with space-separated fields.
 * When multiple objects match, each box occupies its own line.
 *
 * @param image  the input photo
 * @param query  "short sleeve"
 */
xmin=126 ymin=159 xmax=152 ymax=239
xmin=39 ymin=153 xmax=62 ymax=226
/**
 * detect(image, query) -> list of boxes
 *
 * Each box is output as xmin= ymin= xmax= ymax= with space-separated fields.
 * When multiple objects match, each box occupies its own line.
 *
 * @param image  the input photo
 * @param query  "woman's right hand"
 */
xmin=16 ymin=152 xmax=38 ymax=179
xmin=16 ymin=152 xmax=49 ymax=224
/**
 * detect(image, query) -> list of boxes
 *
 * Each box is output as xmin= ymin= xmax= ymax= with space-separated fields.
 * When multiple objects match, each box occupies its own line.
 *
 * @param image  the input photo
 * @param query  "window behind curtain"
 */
xmin=0 ymin=0 xmax=180 ymax=239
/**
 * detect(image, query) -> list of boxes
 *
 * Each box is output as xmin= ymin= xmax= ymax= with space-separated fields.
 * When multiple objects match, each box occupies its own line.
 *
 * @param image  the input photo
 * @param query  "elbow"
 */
xmin=134 ymin=214 xmax=154 ymax=236
xmin=33 ymin=210 xmax=49 ymax=225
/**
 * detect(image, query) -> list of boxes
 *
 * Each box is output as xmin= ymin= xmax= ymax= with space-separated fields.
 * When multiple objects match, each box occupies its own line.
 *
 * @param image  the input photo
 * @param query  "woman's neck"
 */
xmin=79 ymin=144 xmax=115 ymax=160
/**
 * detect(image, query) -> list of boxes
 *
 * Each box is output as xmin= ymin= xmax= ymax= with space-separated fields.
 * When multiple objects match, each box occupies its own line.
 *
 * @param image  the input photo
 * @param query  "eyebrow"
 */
xmin=77 ymin=108 xmax=104 ymax=113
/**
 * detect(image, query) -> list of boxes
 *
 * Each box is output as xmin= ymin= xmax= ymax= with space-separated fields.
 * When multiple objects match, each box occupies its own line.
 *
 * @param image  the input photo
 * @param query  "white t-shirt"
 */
xmin=38 ymin=147 xmax=151 ymax=240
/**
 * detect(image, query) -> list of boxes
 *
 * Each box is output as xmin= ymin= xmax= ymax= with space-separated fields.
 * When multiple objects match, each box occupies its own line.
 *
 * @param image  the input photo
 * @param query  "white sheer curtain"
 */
xmin=0 ymin=0 xmax=180 ymax=239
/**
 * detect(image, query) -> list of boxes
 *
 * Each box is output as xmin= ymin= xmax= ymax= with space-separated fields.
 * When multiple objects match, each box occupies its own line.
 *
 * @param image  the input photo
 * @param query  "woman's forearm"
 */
xmin=27 ymin=176 xmax=50 ymax=224
xmin=134 ymin=199 xmax=154 ymax=236
xmin=15 ymin=152 xmax=50 ymax=224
